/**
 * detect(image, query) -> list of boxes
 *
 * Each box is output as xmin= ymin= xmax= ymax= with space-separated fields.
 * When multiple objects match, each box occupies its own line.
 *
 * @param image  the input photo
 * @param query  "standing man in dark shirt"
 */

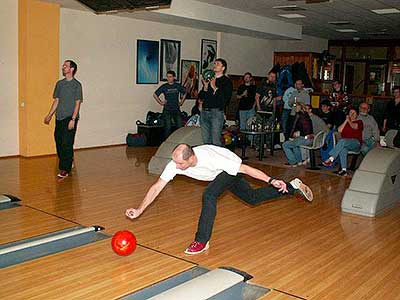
xmin=255 ymin=70 xmax=279 ymax=113
xmin=200 ymin=58 xmax=233 ymax=145
xmin=44 ymin=60 xmax=83 ymax=179
xmin=237 ymin=72 xmax=256 ymax=130
xmin=383 ymin=86 xmax=400 ymax=132
xmin=154 ymin=70 xmax=187 ymax=139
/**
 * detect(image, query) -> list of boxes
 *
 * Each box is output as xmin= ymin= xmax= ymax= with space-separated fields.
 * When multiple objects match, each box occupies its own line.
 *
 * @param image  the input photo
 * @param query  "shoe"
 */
xmin=290 ymin=178 xmax=313 ymax=202
xmin=337 ymin=170 xmax=348 ymax=176
xmin=302 ymin=158 xmax=310 ymax=165
xmin=284 ymin=163 xmax=297 ymax=167
xmin=57 ymin=170 xmax=69 ymax=179
xmin=274 ymin=144 xmax=282 ymax=150
xmin=322 ymin=160 xmax=333 ymax=167
xmin=184 ymin=241 xmax=210 ymax=255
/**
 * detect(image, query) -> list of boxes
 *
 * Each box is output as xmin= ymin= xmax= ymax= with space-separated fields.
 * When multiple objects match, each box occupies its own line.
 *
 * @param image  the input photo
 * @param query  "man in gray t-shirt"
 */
xmin=44 ymin=60 xmax=83 ymax=179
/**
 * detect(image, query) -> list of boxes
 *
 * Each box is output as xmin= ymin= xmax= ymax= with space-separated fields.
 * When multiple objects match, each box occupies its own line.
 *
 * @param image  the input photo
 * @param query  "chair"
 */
xmin=300 ymin=131 xmax=326 ymax=170
xmin=347 ymin=150 xmax=360 ymax=171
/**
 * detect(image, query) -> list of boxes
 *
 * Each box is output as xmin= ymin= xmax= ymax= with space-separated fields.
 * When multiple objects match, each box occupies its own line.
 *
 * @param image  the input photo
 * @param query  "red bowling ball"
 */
xmin=111 ymin=230 xmax=137 ymax=256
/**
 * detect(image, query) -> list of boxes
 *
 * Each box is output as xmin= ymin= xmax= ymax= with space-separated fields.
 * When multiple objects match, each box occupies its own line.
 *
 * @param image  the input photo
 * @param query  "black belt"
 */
xmin=203 ymin=107 xmax=222 ymax=111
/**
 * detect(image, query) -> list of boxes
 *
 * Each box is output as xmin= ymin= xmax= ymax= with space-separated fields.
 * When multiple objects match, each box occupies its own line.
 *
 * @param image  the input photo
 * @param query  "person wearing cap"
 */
xmin=318 ymin=99 xmax=334 ymax=129
xmin=282 ymin=102 xmax=314 ymax=167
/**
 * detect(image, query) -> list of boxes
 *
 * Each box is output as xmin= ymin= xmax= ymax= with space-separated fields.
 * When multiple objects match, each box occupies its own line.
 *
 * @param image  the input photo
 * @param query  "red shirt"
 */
xmin=341 ymin=120 xmax=363 ymax=144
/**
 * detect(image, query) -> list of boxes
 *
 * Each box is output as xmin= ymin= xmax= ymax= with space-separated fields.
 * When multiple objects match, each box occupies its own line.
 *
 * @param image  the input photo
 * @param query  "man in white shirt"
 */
xmin=126 ymin=144 xmax=313 ymax=255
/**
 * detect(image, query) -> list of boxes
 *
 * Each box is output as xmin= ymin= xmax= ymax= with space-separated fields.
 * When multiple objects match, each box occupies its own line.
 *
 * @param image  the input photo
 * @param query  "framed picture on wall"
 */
xmin=180 ymin=60 xmax=200 ymax=99
xmin=136 ymin=39 xmax=159 ymax=84
xmin=201 ymin=39 xmax=217 ymax=74
xmin=160 ymin=39 xmax=181 ymax=81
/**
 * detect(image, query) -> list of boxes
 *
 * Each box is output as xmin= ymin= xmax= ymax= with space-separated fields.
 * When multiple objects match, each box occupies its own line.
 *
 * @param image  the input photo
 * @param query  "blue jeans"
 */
xmin=163 ymin=109 xmax=182 ymax=139
xmin=201 ymin=109 xmax=224 ymax=146
xmin=360 ymin=138 xmax=376 ymax=156
xmin=329 ymin=138 xmax=360 ymax=169
xmin=239 ymin=108 xmax=255 ymax=130
xmin=195 ymin=172 xmax=295 ymax=243
xmin=283 ymin=137 xmax=312 ymax=165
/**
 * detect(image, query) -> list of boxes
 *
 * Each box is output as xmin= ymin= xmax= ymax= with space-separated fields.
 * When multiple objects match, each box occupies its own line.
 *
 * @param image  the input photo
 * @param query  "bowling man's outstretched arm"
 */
xmin=239 ymin=164 xmax=288 ymax=193
xmin=126 ymin=178 xmax=168 ymax=219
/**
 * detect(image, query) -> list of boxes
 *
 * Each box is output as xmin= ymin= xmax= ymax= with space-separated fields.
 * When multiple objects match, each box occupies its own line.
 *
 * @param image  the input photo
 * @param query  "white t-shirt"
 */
xmin=160 ymin=145 xmax=242 ymax=183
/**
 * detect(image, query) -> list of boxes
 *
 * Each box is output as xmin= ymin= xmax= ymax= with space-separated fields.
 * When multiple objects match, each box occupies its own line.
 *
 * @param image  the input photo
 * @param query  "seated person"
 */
xmin=358 ymin=102 xmax=380 ymax=155
xmin=323 ymin=108 xmax=363 ymax=176
xmin=300 ymin=104 xmax=329 ymax=164
xmin=306 ymin=104 xmax=328 ymax=135
xmin=318 ymin=100 xmax=334 ymax=129
xmin=191 ymin=92 xmax=204 ymax=116
xmin=186 ymin=93 xmax=204 ymax=127
xmin=282 ymin=102 xmax=313 ymax=167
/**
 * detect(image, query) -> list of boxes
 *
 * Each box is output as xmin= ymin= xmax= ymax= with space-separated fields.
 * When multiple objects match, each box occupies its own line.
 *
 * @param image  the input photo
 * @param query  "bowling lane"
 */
xmin=258 ymin=290 xmax=304 ymax=300
xmin=0 ymin=206 xmax=77 ymax=245
xmin=0 ymin=239 xmax=195 ymax=300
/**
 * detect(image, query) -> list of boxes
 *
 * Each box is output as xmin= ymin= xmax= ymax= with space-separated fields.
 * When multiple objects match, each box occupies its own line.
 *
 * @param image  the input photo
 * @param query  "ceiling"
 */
xmin=46 ymin=0 xmax=400 ymax=40
xmin=195 ymin=0 xmax=400 ymax=40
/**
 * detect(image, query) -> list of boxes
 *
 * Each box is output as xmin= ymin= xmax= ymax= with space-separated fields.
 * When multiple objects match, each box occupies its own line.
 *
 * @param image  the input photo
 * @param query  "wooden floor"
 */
xmin=1 ymin=145 xmax=400 ymax=300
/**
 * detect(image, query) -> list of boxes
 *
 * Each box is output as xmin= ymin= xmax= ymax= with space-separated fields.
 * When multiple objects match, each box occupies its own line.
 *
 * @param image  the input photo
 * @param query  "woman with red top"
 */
xmin=323 ymin=108 xmax=363 ymax=176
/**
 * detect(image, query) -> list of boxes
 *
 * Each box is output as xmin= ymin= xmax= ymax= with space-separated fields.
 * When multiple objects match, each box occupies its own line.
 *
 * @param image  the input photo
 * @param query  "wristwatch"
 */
xmin=267 ymin=177 xmax=274 ymax=184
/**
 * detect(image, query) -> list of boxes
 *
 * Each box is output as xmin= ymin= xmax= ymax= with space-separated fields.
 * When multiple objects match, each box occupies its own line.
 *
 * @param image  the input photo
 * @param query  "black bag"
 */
xmin=126 ymin=133 xmax=146 ymax=147
xmin=146 ymin=111 xmax=163 ymax=126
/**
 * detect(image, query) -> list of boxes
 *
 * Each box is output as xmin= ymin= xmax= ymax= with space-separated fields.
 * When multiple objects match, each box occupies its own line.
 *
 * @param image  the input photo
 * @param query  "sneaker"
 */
xmin=322 ymin=160 xmax=333 ymax=167
xmin=284 ymin=163 xmax=297 ymax=168
xmin=337 ymin=170 xmax=348 ymax=177
xmin=184 ymin=241 xmax=210 ymax=255
xmin=274 ymin=144 xmax=282 ymax=150
xmin=290 ymin=178 xmax=313 ymax=202
xmin=57 ymin=170 xmax=69 ymax=179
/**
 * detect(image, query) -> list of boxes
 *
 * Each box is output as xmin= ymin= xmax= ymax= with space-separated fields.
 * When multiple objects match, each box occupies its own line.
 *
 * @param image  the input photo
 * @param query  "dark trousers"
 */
xmin=195 ymin=172 xmax=295 ymax=243
xmin=54 ymin=117 xmax=78 ymax=173
xmin=163 ymin=110 xmax=182 ymax=139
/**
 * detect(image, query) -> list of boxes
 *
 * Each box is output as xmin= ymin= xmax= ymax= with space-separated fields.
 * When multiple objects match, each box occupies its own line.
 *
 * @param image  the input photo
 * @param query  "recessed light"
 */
xmin=278 ymin=13 xmax=306 ymax=18
xmin=366 ymin=32 xmax=388 ymax=36
xmin=371 ymin=8 xmax=400 ymax=14
xmin=335 ymin=29 xmax=358 ymax=33
xmin=328 ymin=21 xmax=352 ymax=25
xmin=273 ymin=5 xmax=306 ymax=11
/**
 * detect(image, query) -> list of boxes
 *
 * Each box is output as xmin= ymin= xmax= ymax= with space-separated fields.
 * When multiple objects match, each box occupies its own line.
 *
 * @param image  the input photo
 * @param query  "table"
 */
xmin=240 ymin=129 xmax=282 ymax=161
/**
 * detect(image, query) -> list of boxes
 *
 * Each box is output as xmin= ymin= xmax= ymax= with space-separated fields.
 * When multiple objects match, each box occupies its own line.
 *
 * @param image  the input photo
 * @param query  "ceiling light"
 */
xmin=278 ymin=14 xmax=306 ymax=18
xmin=371 ymin=8 xmax=400 ymax=14
xmin=328 ymin=21 xmax=352 ymax=25
xmin=273 ymin=5 xmax=306 ymax=11
xmin=335 ymin=29 xmax=358 ymax=33
xmin=366 ymin=32 xmax=388 ymax=36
